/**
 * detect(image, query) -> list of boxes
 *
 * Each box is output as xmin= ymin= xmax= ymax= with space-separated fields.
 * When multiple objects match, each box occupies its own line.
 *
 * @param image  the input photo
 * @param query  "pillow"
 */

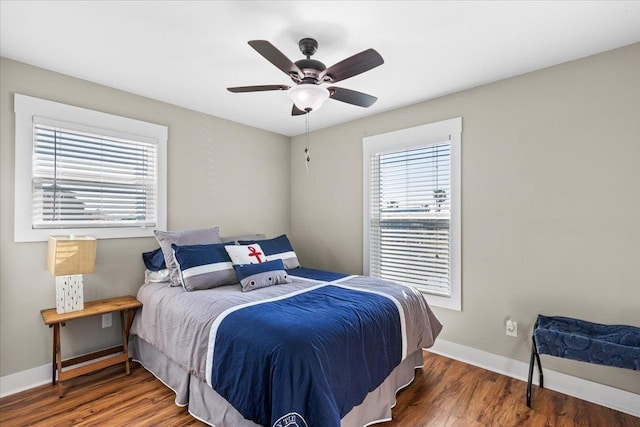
xmin=142 ymin=247 xmax=166 ymax=271
xmin=172 ymin=243 xmax=236 ymax=291
xmin=225 ymin=244 xmax=268 ymax=265
xmin=238 ymin=234 xmax=300 ymax=269
xmin=144 ymin=269 xmax=170 ymax=284
xmin=220 ymin=233 xmax=266 ymax=244
xmin=154 ymin=226 xmax=222 ymax=286
xmin=233 ymin=259 xmax=291 ymax=292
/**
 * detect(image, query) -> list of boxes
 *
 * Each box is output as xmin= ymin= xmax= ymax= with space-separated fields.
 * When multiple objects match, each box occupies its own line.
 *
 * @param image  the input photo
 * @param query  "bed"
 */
xmin=130 ymin=234 xmax=442 ymax=427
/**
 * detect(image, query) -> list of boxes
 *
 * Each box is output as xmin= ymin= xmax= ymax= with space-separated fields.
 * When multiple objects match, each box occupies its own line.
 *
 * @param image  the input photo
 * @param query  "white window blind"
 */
xmin=369 ymin=143 xmax=452 ymax=295
xmin=363 ymin=117 xmax=461 ymax=311
xmin=15 ymin=93 xmax=167 ymax=242
xmin=32 ymin=118 xmax=158 ymax=229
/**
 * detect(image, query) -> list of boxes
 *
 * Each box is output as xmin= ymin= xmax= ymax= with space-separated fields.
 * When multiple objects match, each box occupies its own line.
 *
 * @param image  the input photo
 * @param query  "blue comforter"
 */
xmin=207 ymin=283 xmax=403 ymax=427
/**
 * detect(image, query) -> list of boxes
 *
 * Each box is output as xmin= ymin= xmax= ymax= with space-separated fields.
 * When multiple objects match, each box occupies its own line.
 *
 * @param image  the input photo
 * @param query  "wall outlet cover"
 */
xmin=102 ymin=313 xmax=112 ymax=328
xmin=506 ymin=319 xmax=517 ymax=337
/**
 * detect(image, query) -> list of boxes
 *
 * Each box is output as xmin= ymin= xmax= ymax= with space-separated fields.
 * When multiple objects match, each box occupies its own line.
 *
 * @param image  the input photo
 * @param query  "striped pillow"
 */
xmin=238 ymin=234 xmax=300 ymax=269
xmin=172 ymin=243 xmax=236 ymax=291
xmin=154 ymin=227 xmax=222 ymax=287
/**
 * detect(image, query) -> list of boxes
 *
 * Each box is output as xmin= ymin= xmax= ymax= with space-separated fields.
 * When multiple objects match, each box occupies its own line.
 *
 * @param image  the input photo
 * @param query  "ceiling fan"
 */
xmin=227 ymin=38 xmax=384 ymax=116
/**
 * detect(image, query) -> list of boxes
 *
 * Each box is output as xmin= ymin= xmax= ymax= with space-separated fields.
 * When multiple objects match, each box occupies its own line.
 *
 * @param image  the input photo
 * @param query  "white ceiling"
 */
xmin=1 ymin=1 xmax=639 ymax=137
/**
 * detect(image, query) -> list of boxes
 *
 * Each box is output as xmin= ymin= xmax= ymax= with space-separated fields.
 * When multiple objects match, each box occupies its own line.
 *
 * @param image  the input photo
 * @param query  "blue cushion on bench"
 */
xmin=534 ymin=315 xmax=640 ymax=371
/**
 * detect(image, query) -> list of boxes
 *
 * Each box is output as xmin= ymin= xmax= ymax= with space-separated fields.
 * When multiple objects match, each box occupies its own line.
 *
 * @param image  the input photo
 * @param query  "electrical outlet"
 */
xmin=102 ymin=313 xmax=112 ymax=328
xmin=506 ymin=319 xmax=517 ymax=337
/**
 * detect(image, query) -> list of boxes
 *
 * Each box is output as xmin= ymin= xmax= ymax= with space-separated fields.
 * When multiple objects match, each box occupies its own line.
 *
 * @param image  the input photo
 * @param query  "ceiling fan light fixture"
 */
xmin=288 ymin=84 xmax=330 ymax=112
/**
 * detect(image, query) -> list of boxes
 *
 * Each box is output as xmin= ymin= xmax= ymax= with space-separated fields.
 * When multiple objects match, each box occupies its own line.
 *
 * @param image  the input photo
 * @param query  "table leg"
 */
xmin=54 ymin=323 xmax=63 ymax=397
xmin=51 ymin=324 xmax=56 ymax=385
xmin=119 ymin=311 xmax=130 ymax=375
xmin=122 ymin=308 xmax=139 ymax=375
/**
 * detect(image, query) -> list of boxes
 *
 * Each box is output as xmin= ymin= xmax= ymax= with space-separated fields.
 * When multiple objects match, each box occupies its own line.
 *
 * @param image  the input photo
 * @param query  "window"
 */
xmin=14 ymin=94 xmax=167 ymax=242
xmin=363 ymin=117 xmax=461 ymax=311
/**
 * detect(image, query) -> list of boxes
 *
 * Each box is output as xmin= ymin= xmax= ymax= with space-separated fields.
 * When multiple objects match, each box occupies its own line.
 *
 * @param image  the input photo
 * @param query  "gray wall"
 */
xmin=2 ymin=43 xmax=639 ymax=395
xmin=0 ymin=58 xmax=290 ymax=376
xmin=290 ymin=43 xmax=640 ymax=393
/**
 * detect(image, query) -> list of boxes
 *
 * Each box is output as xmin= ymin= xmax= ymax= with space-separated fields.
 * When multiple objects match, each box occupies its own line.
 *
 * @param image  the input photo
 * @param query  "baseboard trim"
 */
xmin=427 ymin=339 xmax=640 ymax=418
xmin=2 ymin=341 xmax=638 ymax=418
xmin=0 ymin=363 xmax=51 ymax=398
xmin=1 ymin=351 xmax=127 ymax=398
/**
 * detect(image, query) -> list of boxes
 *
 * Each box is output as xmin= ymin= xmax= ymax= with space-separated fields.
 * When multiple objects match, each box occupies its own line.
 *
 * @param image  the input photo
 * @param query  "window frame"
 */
xmin=14 ymin=93 xmax=167 ymax=242
xmin=363 ymin=117 xmax=462 ymax=311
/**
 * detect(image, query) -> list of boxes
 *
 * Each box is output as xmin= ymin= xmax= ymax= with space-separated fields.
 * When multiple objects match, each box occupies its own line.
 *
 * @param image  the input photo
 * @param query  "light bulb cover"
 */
xmin=287 ymin=84 xmax=330 ymax=112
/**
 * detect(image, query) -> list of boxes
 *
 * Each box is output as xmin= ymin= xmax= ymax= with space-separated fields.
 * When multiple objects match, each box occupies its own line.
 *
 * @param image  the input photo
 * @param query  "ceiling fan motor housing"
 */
xmin=294 ymin=58 xmax=326 ymax=83
xmin=294 ymin=38 xmax=325 ymax=83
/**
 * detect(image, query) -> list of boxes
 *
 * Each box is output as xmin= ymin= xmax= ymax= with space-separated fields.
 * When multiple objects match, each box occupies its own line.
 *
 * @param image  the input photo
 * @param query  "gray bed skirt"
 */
xmin=130 ymin=335 xmax=425 ymax=427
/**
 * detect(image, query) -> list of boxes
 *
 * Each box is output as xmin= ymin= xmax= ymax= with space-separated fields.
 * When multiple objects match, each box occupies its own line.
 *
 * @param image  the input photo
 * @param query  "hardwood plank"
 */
xmin=1 ymin=353 xmax=638 ymax=426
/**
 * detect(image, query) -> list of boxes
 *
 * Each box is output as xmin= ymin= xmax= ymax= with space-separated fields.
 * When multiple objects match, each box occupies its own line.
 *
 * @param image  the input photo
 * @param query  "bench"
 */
xmin=526 ymin=314 xmax=640 ymax=407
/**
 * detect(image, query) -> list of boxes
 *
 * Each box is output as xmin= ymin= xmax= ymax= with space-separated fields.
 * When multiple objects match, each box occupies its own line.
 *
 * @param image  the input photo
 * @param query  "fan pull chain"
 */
xmin=304 ymin=111 xmax=311 ymax=172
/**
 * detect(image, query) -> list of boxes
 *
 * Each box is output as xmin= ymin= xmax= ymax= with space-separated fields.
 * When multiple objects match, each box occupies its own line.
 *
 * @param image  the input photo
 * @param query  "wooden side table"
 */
xmin=41 ymin=295 xmax=142 ymax=397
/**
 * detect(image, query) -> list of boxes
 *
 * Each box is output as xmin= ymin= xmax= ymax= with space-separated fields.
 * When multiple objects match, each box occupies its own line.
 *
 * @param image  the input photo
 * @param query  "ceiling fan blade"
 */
xmin=328 ymin=87 xmax=378 ymax=108
xmin=227 ymin=85 xmax=290 ymax=93
xmin=248 ymin=40 xmax=303 ymax=79
xmin=321 ymin=49 xmax=384 ymax=83
xmin=291 ymin=104 xmax=306 ymax=116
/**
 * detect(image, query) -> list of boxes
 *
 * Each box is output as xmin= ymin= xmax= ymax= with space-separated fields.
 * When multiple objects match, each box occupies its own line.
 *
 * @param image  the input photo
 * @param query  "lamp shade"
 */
xmin=47 ymin=236 xmax=97 ymax=276
xmin=288 ymin=84 xmax=330 ymax=112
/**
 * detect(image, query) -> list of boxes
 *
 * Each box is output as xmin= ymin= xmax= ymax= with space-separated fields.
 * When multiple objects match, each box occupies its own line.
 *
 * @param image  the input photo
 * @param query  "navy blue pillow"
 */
xmin=172 ymin=243 xmax=236 ymax=291
xmin=237 ymin=234 xmax=300 ymax=269
xmin=142 ymin=247 xmax=166 ymax=271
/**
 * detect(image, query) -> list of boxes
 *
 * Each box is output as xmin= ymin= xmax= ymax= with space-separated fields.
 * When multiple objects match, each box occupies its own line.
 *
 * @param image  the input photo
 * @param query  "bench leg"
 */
xmin=527 ymin=335 xmax=535 ymax=407
xmin=527 ymin=328 xmax=544 ymax=408
xmin=534 ymin=337 xmax=544 ymax=389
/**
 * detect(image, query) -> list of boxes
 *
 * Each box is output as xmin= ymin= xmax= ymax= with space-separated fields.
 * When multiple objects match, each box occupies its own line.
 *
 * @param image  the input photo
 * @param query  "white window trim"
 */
xmin=363 ymin=117 xmax=462 ymax=311
xmin=14 ymin=93 xmax=167 ymax=242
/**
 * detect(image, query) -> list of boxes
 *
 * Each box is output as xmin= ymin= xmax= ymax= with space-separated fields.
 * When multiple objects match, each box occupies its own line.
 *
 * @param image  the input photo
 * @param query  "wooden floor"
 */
xmin=1 ymin=352 xmax=638 ymax=426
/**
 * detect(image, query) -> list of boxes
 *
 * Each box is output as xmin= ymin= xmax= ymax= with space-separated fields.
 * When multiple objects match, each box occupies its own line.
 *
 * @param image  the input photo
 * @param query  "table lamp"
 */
xmin=46 ymin=236 xmax=97 ymax=314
